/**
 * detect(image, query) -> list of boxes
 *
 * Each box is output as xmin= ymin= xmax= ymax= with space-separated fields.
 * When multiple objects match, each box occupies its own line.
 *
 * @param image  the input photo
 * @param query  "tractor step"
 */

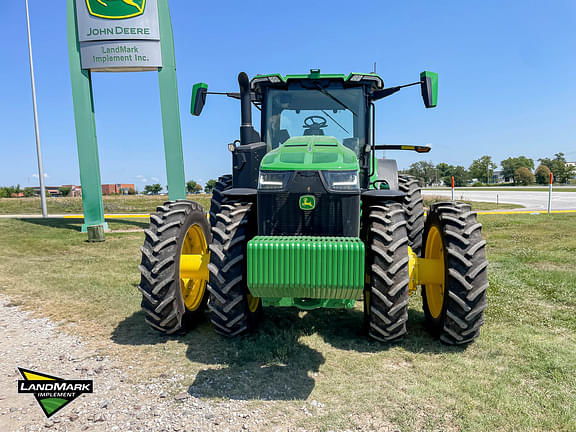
xmin=246 ymin=236 xmax=365 ymax=299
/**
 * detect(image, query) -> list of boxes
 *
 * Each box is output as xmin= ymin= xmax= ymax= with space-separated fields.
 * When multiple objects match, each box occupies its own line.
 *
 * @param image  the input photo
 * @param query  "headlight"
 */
xmin=258 ymin=171 xmax=290 ymax=190
xmin=322 ymin=171 xmax=360 ymax=191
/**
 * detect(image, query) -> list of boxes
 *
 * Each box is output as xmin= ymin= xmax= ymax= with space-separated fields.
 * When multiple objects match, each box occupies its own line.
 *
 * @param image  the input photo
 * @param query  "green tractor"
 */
xmin=138 ymin=69 xmax=488 ymax=344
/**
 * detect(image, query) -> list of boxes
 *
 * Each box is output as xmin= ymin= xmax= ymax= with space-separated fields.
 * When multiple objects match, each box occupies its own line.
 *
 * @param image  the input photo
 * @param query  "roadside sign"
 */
xmin=76 ymin=0 xmax=162 ymax=71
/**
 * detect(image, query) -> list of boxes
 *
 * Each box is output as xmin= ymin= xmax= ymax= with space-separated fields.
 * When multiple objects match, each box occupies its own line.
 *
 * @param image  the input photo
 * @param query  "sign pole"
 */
xmin=157 ymin=0 xmax=186 ymax=201
xmin=548 ymin=172 xmax=553 ymax=215
xmin=67 ymin=0 xmax=107 ymax=233
xmin=451 ymin=176 xmax=455 ymax=201
xmin=25 ymin=0 xmax=48 ymax=217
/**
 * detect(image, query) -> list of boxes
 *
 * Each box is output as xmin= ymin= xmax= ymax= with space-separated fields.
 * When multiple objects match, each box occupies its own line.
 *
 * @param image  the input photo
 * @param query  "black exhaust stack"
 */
xmin=238 ymin=72 xmax=260 ymax=145
xmin=231 ymin=72 xmax=266 ymax=190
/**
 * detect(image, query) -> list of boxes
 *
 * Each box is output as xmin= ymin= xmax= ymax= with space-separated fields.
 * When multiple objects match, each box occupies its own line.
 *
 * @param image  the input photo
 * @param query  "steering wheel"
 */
xmin=303 ymin=115 xmax=328 ymax=130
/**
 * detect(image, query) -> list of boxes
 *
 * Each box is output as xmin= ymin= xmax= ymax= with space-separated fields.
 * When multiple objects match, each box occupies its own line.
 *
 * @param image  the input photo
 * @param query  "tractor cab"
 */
xmin=192 ymin=70 xmax=437 ymax=191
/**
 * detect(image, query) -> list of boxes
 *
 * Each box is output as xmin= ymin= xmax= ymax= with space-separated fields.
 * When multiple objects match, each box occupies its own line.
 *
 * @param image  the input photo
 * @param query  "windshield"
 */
xmin=264 ymin=87 xmax=367 ymax=157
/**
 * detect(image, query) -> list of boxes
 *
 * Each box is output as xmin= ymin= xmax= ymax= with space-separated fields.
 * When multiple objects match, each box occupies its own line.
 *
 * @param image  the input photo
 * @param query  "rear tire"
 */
xmin=207 ymin=201 xmax=262 ymax=337
xmin=398 ymin=174 xmax=425 ymax=255
xmin=422 ymin=202 xmax=488 ymax=344
xmin=139 ymin=200 xmax=211 ymax=334
xmin=364 ymin=202 xmax=410 ymax=342
xmin=209 ymin=174 xmax=232 ymax=224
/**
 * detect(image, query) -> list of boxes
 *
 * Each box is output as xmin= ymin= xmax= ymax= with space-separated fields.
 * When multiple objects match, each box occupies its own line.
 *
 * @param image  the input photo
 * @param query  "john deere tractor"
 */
xmin=138 ymin=70 xmax=488 ymax=344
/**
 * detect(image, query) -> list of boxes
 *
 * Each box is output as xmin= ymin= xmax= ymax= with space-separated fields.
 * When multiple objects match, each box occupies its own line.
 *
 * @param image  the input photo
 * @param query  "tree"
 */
xmin=469 ymin=156 xmax=497 ymax=184
xmin=501 ymin=156 xmax=534 ymax=182
xmin=186 ymin=180 xmax=203 ymax=194
xmin=514 ymin=167 xmax=534 ymax=185
xmin=451 ymin=166 xmax=471 ymax=187
xmin=539 ymin=152 xmax=574 ymax=184
xmin=127 ymin=188 xmax=137 ymax=195
xmin=435 ymin=163 xmax=470 ymax=187
xmin=406 ymin=161 xmax=436 ymax=186
xmin=535 ymin=164 xmax=552 ymax=185
xmin=204 ymin=179 xmax=217 ymax=194
xmin=0 ymin=185 xmax=22 ymax=198
xmin=144 ymin=184 xmax=162 ymax=195
xmin=59 ymin=187 xmax=71 ymax=197
xmin=23 ymin=187 xmax=35 ymax=197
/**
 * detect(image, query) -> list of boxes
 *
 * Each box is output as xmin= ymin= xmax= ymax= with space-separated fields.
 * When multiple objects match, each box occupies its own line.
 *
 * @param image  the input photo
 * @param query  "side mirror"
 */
xmin=420 ymin=71 xmax=438 ymax=108
xmin=191 ymin=83 xmax=208 ymax=116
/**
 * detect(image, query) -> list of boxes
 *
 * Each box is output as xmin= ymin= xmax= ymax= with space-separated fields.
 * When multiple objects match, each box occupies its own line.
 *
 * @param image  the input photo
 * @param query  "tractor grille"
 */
xmin=257 ymin=171 xmax=360 ymax=237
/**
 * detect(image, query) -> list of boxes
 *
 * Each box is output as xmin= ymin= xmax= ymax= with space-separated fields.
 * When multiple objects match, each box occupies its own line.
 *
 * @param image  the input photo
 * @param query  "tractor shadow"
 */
xmin=112 ymin=305 xmax=465 ymax=401
xmin=19 ymin=217 xmax=84 ymax=232
xmin=19 ymin=217 xmax=148 ymax=232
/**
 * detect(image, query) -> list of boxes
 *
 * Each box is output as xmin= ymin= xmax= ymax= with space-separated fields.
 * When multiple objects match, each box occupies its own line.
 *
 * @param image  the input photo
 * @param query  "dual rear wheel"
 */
xmin=139 ymin=174 xmax=261 ymax=338
xmin=365 ymin=201 xmax=488 ymax=344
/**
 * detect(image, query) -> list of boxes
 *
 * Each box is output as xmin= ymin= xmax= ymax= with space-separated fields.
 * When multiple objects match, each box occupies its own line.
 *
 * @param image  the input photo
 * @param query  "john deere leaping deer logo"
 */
xmin=86 ymin=0 xmax=146 ymax=19
xmin=299 ymin=195 xmax=316 ymax=211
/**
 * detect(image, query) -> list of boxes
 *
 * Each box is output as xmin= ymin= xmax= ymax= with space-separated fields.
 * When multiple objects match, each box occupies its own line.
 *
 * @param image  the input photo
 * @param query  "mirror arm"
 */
xmin=371 ymin=81 xmax=421 ymax=101
xmin=207 ymin=91 xmax=259 ymax=102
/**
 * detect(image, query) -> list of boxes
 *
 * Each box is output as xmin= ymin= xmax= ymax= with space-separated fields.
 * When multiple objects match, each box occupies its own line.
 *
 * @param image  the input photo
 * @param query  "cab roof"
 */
xmin=251 ymin=69 xmax=384 ymax=91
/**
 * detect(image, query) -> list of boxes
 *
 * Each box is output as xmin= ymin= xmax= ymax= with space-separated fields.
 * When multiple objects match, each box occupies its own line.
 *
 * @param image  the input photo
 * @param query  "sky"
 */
xmin=1 ymin=1 xmax=575 ymax=189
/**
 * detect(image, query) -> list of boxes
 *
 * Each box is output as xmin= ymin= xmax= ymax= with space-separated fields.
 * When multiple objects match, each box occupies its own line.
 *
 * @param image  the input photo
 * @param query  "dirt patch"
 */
xmin=0 ymin=295 xmax=287 ymax=432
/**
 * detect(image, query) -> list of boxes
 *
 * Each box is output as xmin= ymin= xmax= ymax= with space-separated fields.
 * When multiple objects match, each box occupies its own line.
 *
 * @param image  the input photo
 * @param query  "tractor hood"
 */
xmin=260 ymin=136 xmax=359 ymax=171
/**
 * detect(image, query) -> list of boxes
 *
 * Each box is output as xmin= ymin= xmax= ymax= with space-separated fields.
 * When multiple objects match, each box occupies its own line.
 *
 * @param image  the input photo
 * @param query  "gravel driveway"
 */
xmin=0 ymin=296 xmax=291 ymax=432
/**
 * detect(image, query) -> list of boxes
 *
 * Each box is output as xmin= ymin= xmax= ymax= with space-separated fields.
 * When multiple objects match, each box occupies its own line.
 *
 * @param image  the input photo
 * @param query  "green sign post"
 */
xmin=67 ymin=0 xmax=186 ymax=235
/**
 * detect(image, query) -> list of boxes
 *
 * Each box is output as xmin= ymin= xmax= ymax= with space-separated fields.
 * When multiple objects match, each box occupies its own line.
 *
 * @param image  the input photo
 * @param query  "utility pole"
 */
xmin=25 ymin=0 xmax=47 ymax=217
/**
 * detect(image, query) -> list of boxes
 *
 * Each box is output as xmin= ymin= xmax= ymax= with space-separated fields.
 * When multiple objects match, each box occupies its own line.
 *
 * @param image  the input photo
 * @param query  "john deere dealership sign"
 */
xmin=76 ymin=0 xmax=162 ymax=71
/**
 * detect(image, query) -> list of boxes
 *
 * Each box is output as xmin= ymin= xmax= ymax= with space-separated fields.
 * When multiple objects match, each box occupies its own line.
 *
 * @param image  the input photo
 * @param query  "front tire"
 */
xmin=422 ymin=202 xmax=488 ymax=344
xmin=364 ymin=202 xmax=410 ymax=342
xmin=139 ymin=201 xmax=211 ymax=334
xmin=207 ymin=201 xmax=262 ymax=337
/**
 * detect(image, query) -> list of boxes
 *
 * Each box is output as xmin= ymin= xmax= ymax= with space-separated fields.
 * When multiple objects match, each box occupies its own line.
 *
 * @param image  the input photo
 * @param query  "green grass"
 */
xmin=0 ymin=215 xmax=574 ymax=431
xmin=0 ymin=194 xmax=211 ymax=215
xmin=0 ymin=194 xmax=519 ymax=215
xmin=423 ymin=196 xmax=522 ymax=211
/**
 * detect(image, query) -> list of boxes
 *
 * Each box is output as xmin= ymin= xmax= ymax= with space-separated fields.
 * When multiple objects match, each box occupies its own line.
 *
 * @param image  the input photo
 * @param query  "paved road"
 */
xmin=423 ymin=189 xmax=576 ymax=210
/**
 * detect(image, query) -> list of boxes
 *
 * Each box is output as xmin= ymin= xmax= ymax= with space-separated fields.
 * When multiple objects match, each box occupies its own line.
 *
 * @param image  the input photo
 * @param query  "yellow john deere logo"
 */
xmin=86 ymin=0 xmax=146 ymax=20
xmin=299 ymin=195 xmax=316 ymax=210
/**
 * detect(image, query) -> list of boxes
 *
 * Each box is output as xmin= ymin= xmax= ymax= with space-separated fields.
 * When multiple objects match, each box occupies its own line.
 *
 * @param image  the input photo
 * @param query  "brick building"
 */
xmin=60 ymin=185 xmax=82 ymax=197
xmin=101 ymin=184 xmax=135 ymax=195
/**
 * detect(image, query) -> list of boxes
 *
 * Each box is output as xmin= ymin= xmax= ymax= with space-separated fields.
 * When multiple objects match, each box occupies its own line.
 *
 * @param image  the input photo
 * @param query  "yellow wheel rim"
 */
xmin=179 ymin=224 xmax=210 ymax=311
xmin=424 ymin=225 xmax=445 ymax=319
xmin=247 ymin=293 xmax=260 ymax=313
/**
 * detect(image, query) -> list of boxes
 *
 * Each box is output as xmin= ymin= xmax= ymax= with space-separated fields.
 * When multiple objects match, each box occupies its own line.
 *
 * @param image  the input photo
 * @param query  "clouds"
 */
xmin=32 ymin=173 xmax=49 ymax=179
xmin=136 ymin=175 xmax=161 ymax=184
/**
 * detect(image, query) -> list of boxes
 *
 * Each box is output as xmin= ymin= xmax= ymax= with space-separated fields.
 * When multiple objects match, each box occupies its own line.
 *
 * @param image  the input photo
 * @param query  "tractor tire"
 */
xmin=364 ymin=202 xmax=410 ymax=342
xmin=207 ymin=201 xmax=262 ymax=337
xmin=138 ymin=200 xmax=211 ymax=334
xmin=209 ymin=174 xmax=232 ymax=224
xmin=422 ymin=202 xmax=488 ymax=345
xmin=398 ymin=174 xmax=425 ymax=255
